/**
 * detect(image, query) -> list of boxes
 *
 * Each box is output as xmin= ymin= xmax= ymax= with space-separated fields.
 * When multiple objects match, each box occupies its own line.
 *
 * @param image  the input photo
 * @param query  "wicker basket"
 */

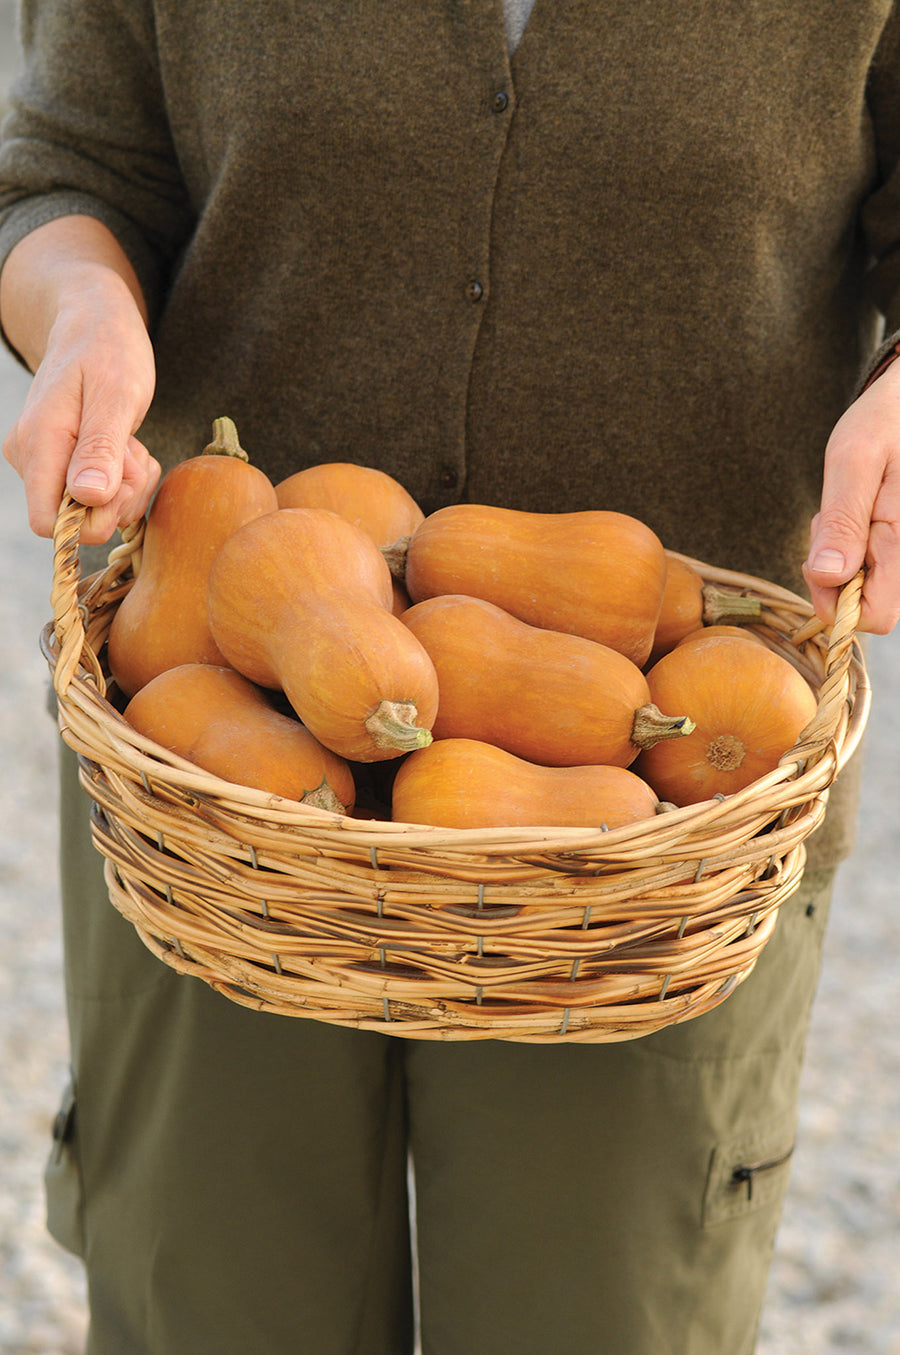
xmin=41 ymin=494 xmax=870 ymax=1042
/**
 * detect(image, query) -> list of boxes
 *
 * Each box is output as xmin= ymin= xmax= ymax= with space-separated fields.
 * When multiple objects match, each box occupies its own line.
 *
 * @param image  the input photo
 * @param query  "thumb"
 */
xmin=803 ymin=508 xmax=867 ymax=627
xmin=804 ymin=511 xmax=866 ymax=590
xmin=66 ymin=420 xmax=129 ymax=507
xmin=802 ymin=414 xmax=881 ymax=625
xmin=802 ymin=493 xmax=871 ymax=629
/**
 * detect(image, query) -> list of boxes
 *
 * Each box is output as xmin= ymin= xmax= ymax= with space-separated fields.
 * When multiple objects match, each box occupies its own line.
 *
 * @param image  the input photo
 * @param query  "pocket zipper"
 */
xmin=730 ymin=1144 xmax=794 ymax=1201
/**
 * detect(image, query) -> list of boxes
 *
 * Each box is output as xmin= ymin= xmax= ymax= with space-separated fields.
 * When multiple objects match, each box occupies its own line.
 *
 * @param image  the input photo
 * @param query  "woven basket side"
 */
xmin=40 ymin=497 xmax=870 ymax=1041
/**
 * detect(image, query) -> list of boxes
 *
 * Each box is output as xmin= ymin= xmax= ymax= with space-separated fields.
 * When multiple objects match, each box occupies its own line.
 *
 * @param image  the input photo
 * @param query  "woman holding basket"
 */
xmin=1 ymin=2 xmax=899 ymax=1352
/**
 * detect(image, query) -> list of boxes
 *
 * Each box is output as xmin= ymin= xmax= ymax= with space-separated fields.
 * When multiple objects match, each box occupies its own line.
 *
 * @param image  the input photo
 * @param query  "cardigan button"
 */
xmin=465 ymin=280 xmax=484 ymax=302
xmin=492 ymin=91 xmax=509 ymax=113
xmin=440 ymin=467 xmax=459 ymax=489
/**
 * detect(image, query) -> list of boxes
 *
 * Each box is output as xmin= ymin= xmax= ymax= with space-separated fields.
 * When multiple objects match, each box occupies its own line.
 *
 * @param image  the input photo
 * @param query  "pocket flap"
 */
xmin=44 ymin=1073 xmax=86 ymax=1258
xmin=703 ymin=1114 xmax=796 ymax=1227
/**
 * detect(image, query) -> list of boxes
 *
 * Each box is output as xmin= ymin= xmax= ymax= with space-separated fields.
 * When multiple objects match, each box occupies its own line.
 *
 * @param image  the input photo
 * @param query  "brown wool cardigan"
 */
xmin=3 ymin=0 xmax=900 ymax=861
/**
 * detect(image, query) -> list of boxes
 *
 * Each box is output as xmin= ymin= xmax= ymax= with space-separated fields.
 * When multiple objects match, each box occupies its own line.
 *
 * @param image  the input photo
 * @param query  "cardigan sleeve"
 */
xmin=0 ymin=0 xmax=194 ymax=336
xmin=859 ymin=4 xmax=900 ymax=388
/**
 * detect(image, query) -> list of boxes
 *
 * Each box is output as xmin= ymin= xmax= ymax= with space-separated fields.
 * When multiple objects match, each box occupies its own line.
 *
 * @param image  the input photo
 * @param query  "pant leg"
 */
xmin=49 ymin=744 xmax=415 ymax=1355
xmin=405 ymin=866 xmax=835 ymax=1355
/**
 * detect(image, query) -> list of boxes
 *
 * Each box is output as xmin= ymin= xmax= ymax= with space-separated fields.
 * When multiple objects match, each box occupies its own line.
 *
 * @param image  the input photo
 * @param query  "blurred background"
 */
xmin=0 ymin=4 xmax=898 ymax=1352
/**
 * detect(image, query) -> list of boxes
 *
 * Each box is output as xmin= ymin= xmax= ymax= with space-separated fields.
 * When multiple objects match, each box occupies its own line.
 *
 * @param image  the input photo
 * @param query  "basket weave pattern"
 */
xmin=42 ymin=496 xmax=870 ymax=1042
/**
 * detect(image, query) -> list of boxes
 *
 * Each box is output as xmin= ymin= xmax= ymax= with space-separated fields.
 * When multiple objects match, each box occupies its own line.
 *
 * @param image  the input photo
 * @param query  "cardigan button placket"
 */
xmin=447 ymin=51 xmax=513 ymax=505
xmin=459 ymin=68 xmax=513 ymax=313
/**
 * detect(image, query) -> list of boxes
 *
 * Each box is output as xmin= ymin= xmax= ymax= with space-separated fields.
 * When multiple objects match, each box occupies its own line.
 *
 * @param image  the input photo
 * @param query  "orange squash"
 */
xmin=275 ymin=463 xmax=423 ymax=619
xmin=647 ymin=555 xmax=763 ymax=665
xmin=206 ymin=507 xmax=439 ymax=761
xmin=275 ymin=461 xmax=424 ymax=550
xmin=391 ymin=738 xmax=660 ymax=830
xmin=107 ymin=418 xmax=279 ymax=696
xmin=674 ymin=624 xmax=766 ymax=652
xmin=635 ymin=635 xmax=818 ymax=805
xmin=123 ymin=664 xmax=356 ymax=811
xmin=388 ymin=578 xmax=413 ymax=619
xmin=402 ymin=594 xmax=692 ymax=767
xmin=401 ymin=504 xmax=667 ymax=667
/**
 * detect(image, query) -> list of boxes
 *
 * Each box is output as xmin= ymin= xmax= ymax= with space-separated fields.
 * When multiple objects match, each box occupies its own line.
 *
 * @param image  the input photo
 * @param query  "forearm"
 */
xmin=1 ymin=214 xmax=149 ymax=371
xmin=1 ymin=215 xmax=159 ymax=543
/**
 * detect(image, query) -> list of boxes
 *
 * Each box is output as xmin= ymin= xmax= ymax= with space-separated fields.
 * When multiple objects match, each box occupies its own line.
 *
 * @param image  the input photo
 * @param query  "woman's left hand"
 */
xmin=803 ymin=356 xmax=900 ymax=634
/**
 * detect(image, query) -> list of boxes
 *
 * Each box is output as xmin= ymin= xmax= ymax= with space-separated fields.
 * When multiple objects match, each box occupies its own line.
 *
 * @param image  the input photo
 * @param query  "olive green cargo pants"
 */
xmin=48 ymin=745 xmax=835 ymax=1355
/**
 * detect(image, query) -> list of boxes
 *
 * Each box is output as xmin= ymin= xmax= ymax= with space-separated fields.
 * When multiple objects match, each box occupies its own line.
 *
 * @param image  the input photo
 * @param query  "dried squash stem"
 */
xmin=203 ymin=415 xmax=249 ymax=462
xmin=631 ymin=702 xmax=696 ymax=751
xmin=701 ymin=586 xmax=762 ymax=624
xmin=365 ymin=699 xmax=433 ymax=752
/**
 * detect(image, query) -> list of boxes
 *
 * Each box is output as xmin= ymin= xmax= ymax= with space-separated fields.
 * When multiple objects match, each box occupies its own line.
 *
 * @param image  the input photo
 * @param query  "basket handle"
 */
xmin=50 ymin=493 xmax=144 ymax=698
xmin=784 ymin=568 xmax=866 ymax=773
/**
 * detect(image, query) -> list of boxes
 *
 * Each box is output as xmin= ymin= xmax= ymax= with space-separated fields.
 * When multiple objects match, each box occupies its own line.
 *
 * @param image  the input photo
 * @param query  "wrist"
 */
xmin=859 ymin=333 xmax=900 ymax=395
xmin=49 ymin=265 xmax=150 ymax=351
xmin=0 ymin=215 xmax=149 ymax=372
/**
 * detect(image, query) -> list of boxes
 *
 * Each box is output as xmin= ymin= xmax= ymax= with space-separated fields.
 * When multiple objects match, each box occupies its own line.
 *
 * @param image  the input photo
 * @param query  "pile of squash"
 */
xmin=110 ymin=418 xmax=818 ymax=832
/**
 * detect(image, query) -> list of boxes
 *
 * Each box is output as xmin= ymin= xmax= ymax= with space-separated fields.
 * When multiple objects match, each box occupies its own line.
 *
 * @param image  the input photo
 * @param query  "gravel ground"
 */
xmin=1 ymin=10 xmax=899 ymax=1349
xmin=0 ymin=358 xmax=89 ymax=1353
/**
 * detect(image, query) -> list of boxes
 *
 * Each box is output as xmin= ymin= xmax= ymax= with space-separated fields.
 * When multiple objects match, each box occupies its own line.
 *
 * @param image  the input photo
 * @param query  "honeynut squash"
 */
xmin=107 ymin=418 xmax=279 ymax=697
xmin=402 ymin=593 xmax=692 ymax=768
xmin=206 ymin=506 xmax=440 ymax=763
xmin=123 ymin=664 xmax=356 ymax=813
xmin=636 ymin=632 xmax=819 ymax=806
xmin=399 ymin=504 xmax=669 ymax=668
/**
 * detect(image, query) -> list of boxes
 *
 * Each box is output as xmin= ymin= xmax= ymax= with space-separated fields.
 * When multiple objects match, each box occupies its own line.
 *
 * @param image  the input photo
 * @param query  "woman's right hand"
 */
xmin=1 ymin=217 xmax=161 ymax=544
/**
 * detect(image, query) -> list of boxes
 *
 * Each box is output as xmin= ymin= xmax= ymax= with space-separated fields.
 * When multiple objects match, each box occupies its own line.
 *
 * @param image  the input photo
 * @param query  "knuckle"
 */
xmin=813 ymin=505 xmax=868 ymax=545
xmin=112 ymin=486 xmax=141 ymax=524
xmin=74 ymin=431 xmax=124 ymax=468
xmin=80 ymin=503 xmax=119 ymax=545
xmin=4 ymin=416 xmax=34 ymax=469
xmin=26 ymin=503 xmax=54 ymax=539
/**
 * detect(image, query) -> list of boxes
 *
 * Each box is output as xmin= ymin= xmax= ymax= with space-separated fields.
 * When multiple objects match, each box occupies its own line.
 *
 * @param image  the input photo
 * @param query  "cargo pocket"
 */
xmin=702 ymin=1113 xmax=796 ymax=1227
xmin=44 ymin=1072 xmax=86 ymax=1258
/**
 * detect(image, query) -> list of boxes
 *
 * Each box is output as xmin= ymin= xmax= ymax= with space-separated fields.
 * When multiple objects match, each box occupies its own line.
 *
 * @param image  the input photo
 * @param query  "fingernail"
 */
xmin=71 ymin=469 xmax=109 ymax=491
xmin=812 ymin=548 xmax=845 ymax=575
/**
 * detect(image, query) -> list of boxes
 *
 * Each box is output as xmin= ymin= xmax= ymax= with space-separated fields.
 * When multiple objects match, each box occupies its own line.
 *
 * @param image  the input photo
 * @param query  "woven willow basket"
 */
xmin=42 ymin=494 xmax=870 ymax=1042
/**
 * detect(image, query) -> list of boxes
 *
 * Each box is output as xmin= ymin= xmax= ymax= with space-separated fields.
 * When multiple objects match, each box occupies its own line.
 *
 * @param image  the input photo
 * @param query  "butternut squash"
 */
xmin=275 ymin=462 xmax=423 ymax=619
xmin=107 ymin=418 xmax=278 ymax=696
xmin=647 ymin=555 xmax=763 ymax=665
xmin=674 ymin=624 xmax=766 ymax=652
xmin=635 ymin=635 xmax=818 ymax=805
xmin=123 ymin=665 xmax=356 ymax=811
xmin=402 ymin=594 xmax=692 ymax=766
xmin=391 ymin=738 xmax=660 ymax=830
xmin=275 ymin=461 xmax=424 ymax=551
xmin=206 ymin=507 xmax=439 ymax=761
xmin=401 ymin=504 xmax=667 ymax=667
